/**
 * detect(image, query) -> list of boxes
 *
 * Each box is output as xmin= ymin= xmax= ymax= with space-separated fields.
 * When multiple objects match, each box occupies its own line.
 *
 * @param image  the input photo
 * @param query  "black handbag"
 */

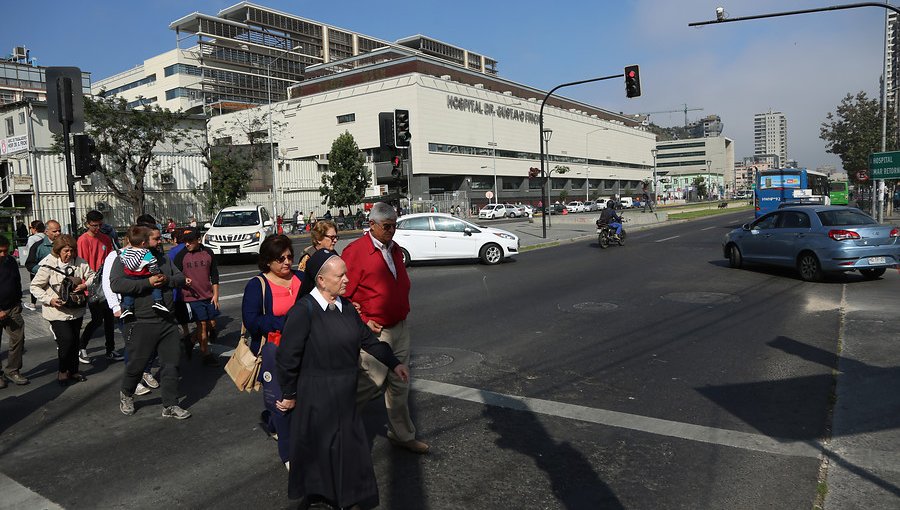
xmin=42 ymin=264 xmax=87 ymax=308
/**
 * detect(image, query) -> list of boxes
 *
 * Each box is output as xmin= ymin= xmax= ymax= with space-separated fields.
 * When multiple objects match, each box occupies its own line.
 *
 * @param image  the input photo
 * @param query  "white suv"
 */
xmin=202 ymin=205 xmax=274 ymax=256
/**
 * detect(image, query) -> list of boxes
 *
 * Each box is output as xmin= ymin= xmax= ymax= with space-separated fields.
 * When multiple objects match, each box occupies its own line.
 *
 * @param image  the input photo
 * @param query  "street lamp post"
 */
xmin=265 ymin=44 xmax=302 ymax=226
xmin=489 ymin=113 xmax=498 ymax=204
xmin=705 ymin=159 xmax=712 ymax=201
xmin=542 ymin=129 xmax=553 ymax=227
xmin=651 ymin=148 xmax=658 ymax=206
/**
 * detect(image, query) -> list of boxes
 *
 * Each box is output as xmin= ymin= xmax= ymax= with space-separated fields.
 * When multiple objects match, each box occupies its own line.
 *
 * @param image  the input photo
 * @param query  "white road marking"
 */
xmin=218 ymin=269 xmax=259 ymax=278
xmin=411 ymin=378 xmax=822 ymax=459
xmin=701 ymin=226 xmax=716 ymax=231
xmin=0 ymin=472 xmax=64 ymax=509
xmin=655 ymin=235 xmax=680 ymax=243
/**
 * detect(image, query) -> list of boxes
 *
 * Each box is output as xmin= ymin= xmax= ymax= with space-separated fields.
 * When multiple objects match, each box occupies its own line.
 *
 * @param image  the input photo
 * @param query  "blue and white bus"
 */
xmin=754 ymin=168 xmax=830 ymax=218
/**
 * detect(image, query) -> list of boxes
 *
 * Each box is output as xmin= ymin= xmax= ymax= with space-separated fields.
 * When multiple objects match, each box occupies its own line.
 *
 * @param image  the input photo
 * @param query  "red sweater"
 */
xmin=342 ymin=233 xmax=411 ymax=328
xmin=76 ymin=232 xmax=113 ymax=271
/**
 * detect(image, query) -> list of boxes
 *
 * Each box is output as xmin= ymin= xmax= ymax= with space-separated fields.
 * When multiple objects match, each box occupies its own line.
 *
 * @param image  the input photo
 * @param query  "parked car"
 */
xmin=583 ymin=200 xmax=596 ymax=212
xmin=520 ymin=205 xmax=535 ymax=217
xmin=618 ymin=197 xmax=634 ymax=208
xmin=202 ymin=204 xmax=275 ymax=256
xmin=593 ymin=200 xmax=608 ymax=210
xmin=478 ymin=204 xmax=513 ymax=219
xmin=722 ymin=205 xmax=900 ymax=282
xmin=394 ymin=213 xmax=519 ymax=265
xmin=566 ymin=201 xmax=585 ymax=213
xmin=503 ymin=204 xmax=524 ymax=218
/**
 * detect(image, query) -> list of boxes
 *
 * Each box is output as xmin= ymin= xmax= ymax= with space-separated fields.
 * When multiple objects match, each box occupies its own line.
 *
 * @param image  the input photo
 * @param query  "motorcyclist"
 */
xmin=598 ymin=200 xmax=623 ymax=237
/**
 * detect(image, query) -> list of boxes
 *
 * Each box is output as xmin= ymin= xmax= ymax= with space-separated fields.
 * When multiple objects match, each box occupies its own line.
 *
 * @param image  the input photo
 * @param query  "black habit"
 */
xmin=276 ymin=294 xmax=400 ymax=508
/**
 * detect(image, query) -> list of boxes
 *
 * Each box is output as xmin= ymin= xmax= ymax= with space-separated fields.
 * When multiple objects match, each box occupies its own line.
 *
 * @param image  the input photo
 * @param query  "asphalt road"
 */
xmin=0 ymin=211 xmax=890 ymax=509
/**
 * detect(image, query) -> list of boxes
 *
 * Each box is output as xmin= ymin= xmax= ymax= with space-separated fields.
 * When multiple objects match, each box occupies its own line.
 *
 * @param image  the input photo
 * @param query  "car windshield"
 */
xmin=816 ymin=209 xmax=876 ymax=227
xmin=214 ymin=211 xmax=260 ymax=227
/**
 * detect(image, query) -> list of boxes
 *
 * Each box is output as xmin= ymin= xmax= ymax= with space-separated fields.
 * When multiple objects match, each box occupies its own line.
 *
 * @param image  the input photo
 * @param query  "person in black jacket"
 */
xmin=598 ymin=201 xmax=623 ymax=237
xmin=0 ymin=236 xmax=27 ymax=388
xmin=111 ymin=224 xmax=189 ymax=419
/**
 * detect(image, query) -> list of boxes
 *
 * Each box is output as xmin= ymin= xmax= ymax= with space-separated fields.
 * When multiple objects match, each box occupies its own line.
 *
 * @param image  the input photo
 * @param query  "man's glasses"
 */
xmin=377 ymin=223 xmax=396 ymax=231
xmin=87 ymin=222 xmax=102 ymax=229
xmin=274 ymin=254 xmax=294 ymax=263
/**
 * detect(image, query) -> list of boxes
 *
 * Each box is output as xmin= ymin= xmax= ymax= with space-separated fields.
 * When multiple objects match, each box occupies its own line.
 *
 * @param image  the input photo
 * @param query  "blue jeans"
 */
xmin=121 ymin=275 xmax=163 ymax=311
xmin=609 ymin=222 xmax=622 ymax=235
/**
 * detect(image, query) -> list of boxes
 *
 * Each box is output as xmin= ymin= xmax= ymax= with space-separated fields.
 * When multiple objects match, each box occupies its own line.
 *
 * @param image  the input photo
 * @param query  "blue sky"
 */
xmin=4 ymin=0 xmax=888 ymax=172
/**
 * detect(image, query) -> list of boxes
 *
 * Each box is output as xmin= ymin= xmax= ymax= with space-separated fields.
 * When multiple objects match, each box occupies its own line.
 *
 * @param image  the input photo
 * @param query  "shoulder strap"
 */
xmin=41 ymin=264 xmax=74 ymax=277
xmin=256 ymin=275 xmax=266 ymax=316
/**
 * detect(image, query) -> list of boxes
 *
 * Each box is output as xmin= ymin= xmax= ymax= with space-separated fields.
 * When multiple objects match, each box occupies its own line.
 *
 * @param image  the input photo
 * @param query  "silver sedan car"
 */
xmin=722 ymin=206 xmax=900 ymax=281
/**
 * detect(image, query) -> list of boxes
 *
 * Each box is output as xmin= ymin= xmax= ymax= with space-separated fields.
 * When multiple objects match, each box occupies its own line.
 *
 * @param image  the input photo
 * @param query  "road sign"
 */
xmin=868 ymin=151 xmax=900 ymax=179
xmin=485 ymin=191 xmax=494 ymax=199
xmin=45 ymin=67 xmax=85 ymax=135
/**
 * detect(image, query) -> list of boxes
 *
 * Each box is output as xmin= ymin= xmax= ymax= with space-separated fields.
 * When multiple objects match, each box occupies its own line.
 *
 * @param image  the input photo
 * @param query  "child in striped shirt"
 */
xmin=120 ymin=226 xmax=169 ymax=319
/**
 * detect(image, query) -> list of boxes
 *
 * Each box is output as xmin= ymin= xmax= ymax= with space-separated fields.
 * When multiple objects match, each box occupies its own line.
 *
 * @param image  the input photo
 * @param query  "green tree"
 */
xmin=60 ymin=95 xmax=186 ymax=219
xmin=693 ymin=176 xmax=708 ymax=200
xmin=820 ymin=91 xmax=897 ymax=184
xmin=320 ymin=132 xmax=370 ymax=211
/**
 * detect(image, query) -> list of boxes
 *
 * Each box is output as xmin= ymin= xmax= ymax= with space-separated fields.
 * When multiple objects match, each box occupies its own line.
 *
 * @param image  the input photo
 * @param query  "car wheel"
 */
xmin=598 ymin=232 xmax=609 ymax=249
xmin=400 ymin=248 xmax=411 ymax=267
xmin=507 ymin=212 xmax=514 ymax=218
xmin=727 ymin=244 xmax=743 ymax=268
xmin=479 ymin=243 xmax=503 ymax=265
xmin=797 ymin=251 xmax=823 ymax=282
xmin=860 ymin=267 xmax=886 ymax=280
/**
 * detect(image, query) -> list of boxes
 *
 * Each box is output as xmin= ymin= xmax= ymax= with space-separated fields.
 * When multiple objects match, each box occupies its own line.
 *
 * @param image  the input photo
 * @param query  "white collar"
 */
xmin=310 ymin=287 xmax=343 ymax=312
xmin=369 ymin=233 xmax=393 ymax=252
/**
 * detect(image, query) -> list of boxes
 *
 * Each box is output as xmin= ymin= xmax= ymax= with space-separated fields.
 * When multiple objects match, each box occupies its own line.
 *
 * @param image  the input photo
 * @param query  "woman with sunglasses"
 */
xmin=241 ymin=234 xmax=306 ymax=468
xmin=297 ymin=219 xmax=338 ymax=273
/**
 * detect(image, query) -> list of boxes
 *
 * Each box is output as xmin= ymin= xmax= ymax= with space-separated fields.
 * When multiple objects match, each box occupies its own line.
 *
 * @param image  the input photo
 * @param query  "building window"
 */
xmin=528 ymin=178 xmax=543 ymax=189
xmin=551 ymin=178 xmax=566 ymax=190
xmin=470 ymin=177 xmax=493 ymax=190
xmin=165 ymin=88 xmax=202 ymax=101
xmin=164 ymin=64 xmax=202 ymax=77
xmin=18 ymin=112 xmax=25 ymax=124
xmin=127 ymin=97 xmax=157 ymax=109
xmin=101 ymin=74 xmax=156 ymax=97
xmin=214 ymin=136 xmax=233 ymax=146
xmin=5 ymin=117 xmax=13 ymax=136
xmin=502 ymin=177 xmax=523 ymax=190
xmin=336 ymin=113 xmax=355 ymax=124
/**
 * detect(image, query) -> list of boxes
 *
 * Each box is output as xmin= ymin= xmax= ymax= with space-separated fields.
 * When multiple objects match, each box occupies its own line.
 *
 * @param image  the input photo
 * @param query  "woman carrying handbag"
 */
xmin=30 ymin=235 xmax=96 ymax=386
xmin=240 ymin=235 xmax=306 ymax=468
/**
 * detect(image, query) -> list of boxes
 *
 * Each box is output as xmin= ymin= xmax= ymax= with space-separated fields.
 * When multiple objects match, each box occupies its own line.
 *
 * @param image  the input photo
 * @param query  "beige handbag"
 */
xmin=224 ymin=276 xmax=266 ymax=392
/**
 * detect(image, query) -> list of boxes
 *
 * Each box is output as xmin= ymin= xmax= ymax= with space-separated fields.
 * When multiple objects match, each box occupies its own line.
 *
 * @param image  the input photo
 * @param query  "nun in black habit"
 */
xmin=275 ymin=249 xmax=410 ymax=509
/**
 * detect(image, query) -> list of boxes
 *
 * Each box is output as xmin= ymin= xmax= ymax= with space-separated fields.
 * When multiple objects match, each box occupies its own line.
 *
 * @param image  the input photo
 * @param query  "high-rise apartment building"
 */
xmin=753 ymin=110 xmax=787 ymax=168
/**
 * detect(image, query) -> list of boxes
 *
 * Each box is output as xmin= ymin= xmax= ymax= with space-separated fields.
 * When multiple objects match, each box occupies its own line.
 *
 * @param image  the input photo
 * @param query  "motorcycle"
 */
xmin=596 ymin=215 xmax=626 ymax=249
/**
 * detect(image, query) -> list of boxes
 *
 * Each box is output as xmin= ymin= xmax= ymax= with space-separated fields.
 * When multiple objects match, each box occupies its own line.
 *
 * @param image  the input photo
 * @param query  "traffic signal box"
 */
xmin=391 ymin=154 xmax=403 ymax=181
xmin=394 ymin=109 xmax=411 ymax=148
xmin=624 ymin=65 xmax=641 ymax=98
xmin=379 ymin=112 xmax=395 ymax=150
xmin=73 ymin=134 xmax=100 ymax=176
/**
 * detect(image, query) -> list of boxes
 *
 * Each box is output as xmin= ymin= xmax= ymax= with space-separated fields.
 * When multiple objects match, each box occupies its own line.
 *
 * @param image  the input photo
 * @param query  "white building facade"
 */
xmin=655 ymin=136 xmax=734 ymax=200
xmin=754 ymin=110 xmax=787 ymax=167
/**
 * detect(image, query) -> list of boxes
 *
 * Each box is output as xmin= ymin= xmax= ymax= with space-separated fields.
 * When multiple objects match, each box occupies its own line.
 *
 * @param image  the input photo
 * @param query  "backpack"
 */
xmin=87 ymin=262 xmax=106 ymax=305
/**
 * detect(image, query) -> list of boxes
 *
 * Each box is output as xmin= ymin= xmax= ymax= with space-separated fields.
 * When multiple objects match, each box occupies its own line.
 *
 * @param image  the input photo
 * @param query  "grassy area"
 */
xmin=668 ymin=205 xmax=753 ymax=220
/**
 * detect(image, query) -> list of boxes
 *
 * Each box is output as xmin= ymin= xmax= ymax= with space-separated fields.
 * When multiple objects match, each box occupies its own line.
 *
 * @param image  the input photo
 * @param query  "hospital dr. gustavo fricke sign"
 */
xmin=446 ymin=95 xmax=540 ymax=125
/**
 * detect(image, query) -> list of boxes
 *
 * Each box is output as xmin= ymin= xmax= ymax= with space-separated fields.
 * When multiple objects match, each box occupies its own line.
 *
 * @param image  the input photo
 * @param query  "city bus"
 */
xmin=753 ymin=168 xmax=830 ymax=218
xmin=829 ymin=180 xmax=849 ymax=205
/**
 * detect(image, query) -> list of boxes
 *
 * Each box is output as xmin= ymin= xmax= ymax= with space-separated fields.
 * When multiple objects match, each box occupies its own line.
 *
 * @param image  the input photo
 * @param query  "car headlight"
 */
xmin=254 ymin=232 xmax=261 ymax=240
xmin=493 ymin=233 xmax=516 ymax=240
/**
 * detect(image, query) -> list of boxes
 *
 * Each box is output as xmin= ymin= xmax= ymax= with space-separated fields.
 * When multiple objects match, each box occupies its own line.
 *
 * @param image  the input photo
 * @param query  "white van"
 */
xmin=619 ymin=197 xmax=634 ymax=209
xmin=202 ymin=205 xmax=274 ymax=255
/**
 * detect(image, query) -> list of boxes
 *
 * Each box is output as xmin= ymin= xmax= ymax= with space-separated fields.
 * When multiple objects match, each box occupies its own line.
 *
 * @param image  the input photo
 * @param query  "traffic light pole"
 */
xmin=690 ymin=3 xmax=900 ymax=222
xmin=56 ymin=77 xmax=79 ymax=236
xmin=538 ymin=74 xmax=623 ymax=238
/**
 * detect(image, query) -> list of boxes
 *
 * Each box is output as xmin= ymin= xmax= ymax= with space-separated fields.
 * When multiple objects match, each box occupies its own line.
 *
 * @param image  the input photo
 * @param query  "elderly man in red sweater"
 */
xmin=343 ymin=201 xmax=429 ymax=454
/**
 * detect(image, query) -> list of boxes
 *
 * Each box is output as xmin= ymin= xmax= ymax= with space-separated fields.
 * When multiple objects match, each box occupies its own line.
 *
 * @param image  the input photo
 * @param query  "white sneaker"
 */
xmin=78 ymin=349 xmax=91 ymax=365
xmin=23 ymin=302 xmax=36 ymax=311
xmin=134 ymin=383 xmax=151 ymax=396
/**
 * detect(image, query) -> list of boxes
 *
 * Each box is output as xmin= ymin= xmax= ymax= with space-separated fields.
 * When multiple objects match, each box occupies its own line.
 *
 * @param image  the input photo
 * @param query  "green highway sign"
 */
xmin=869 ymin=151 xmax=900 ymax=179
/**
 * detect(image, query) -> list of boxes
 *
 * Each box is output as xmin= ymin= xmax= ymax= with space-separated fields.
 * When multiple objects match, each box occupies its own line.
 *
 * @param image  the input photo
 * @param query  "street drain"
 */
xmin=661 ymin=292 xmax=740 ymax=305
xmin=408 ymin=347 xmax=484 ymax=374
xmin=572 ymin=302 xmax=618 ymax=312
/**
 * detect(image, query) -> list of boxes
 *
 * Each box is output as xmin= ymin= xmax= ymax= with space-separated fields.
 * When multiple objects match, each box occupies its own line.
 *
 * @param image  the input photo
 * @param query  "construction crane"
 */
xmin=640 ymin=104 xmax=704 ymax=127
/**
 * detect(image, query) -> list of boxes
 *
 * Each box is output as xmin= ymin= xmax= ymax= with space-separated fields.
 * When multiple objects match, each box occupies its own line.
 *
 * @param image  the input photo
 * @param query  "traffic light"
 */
xmin=624 ymin=65 xmax=641 ymax=98
xmin=394 ymin=109 xmax=411 ymax=148
xmin=73 ymin=134 xmax=100 ymax=176
xmin=391 ymin=154 xmax=403 ymax=181
xmin=378 ymin=112 xmax=395 ymax=149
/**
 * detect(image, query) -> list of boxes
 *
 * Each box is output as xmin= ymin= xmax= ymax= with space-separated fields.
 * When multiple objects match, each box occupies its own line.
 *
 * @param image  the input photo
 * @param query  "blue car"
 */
xmin=722 ymin=205 xmax=900 ymax=281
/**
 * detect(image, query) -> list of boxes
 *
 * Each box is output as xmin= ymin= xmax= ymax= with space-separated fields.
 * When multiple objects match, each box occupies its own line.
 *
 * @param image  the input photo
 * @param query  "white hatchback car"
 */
xmin=566 ymin=201 xmax=586 ymax=213
xmin=395 ymin=213 xmax=519 ymax=265
xmin=478 ymin=204 xmax=513 ymax=219
xmin=202 ymin=205 xmax=275 ymax=256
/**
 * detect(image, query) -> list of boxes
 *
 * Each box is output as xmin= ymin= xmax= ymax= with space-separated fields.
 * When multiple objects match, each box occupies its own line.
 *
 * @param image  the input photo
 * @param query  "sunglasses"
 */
xmin=376 ymin=223 xmax=396 ymax=231
xmin=324 ymin=234 xmax=338 ymax=241
xmin=274 ymin=255 xmax=294 ymax=263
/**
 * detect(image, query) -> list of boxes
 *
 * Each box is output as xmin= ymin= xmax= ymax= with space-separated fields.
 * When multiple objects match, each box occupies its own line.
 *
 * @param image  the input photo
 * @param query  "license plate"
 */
xmin=222 ymin=248 xmax=238 ymax=254
xmin=868 ymin=256 xmax=886 ymax=264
